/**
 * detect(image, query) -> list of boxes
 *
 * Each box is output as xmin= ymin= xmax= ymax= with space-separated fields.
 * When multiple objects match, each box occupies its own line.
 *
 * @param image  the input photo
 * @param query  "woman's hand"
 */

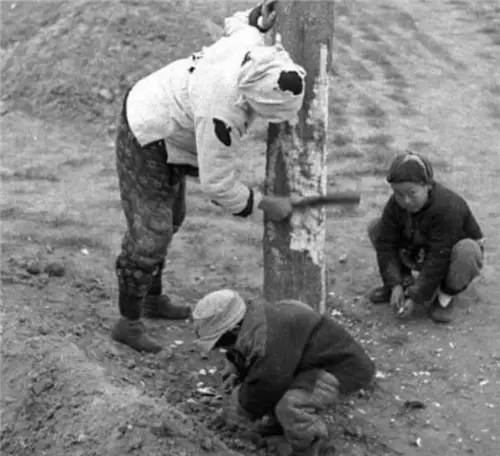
xmin=260 ymin=0 xmax=278 ymax=31
xmin=250 ymin=0 xmax=278 ymax=32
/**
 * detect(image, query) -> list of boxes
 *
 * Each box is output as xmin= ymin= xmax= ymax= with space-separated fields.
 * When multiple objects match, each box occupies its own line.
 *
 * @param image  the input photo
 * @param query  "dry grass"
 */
xmin=346 ymin=59 xmax=374 ymax=81
xmin=334 ymin=24 xmax=354 ymax=46
xmin=478 ymin=25 xmax=500 ymax=35
xmin=42 ymin=233 xmax=111 ymax=252
xmin=334 ymin=145 xmax=364 ymax=159
xmin=0 ymin=1 xmax=65 ymax=48
xmin=487 ymin=101 xmax=500 ymax=119
xmin=0 ymin=0 xmax=254 ymax=127
xmin=329 ymin=94 xmax=349 ymax=117
xmin=1 ymin=167 xmax=61 ymax=182
xmin=361 ymin=103 xmax=386 ymax=119
xmin=489 ymin=83 xmax=500 ymax=95
xmin=447 ymin=0 xmax=468 ymax=6
xmin=407 ymin=140 xmax=431 ymax=152
xmin=473 ymin=0 xmax=500 ymax=44
xmin=386 ymin=91 xmax=410 ymax=106
xmin=1 ymin=0 xmax=414 ymax=175
xmin=61 ymin=157 xmax=94 ymax=168
xmin=332 ymin=132 xmax=354 ymax=147
xmin=362 ymin=133 xmax=394 ymax=146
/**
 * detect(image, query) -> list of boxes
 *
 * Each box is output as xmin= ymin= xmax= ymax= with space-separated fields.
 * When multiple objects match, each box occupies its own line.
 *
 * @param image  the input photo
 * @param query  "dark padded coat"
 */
xmin=375 ymin=182 xmax=483 ymax=303
xmin=226 ymin=299 xmax=375 ymax=419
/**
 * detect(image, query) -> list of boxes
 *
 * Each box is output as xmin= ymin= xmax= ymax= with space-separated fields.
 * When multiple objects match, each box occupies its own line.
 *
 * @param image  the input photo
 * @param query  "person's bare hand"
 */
xmin=260 ymin=0 xmax=278 ymax=31
xmin=258 ymin=195 xmax=292 ymax=222
xmin=396 ymin=298 xmax=415 ymax=319
xmin=222 ymin=373 xmax=240 ymax=394
xmin=390 ymin=285 xmax=405 ymax=311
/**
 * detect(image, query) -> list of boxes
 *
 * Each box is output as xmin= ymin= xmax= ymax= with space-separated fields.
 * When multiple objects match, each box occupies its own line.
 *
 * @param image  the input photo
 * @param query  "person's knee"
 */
xmin=452 ymin=239 xmax=482 ymax=261
xmin=116 ymin=253 xmax=161 ymax=275
xmin=121 ymin=228 xmax=172 ymax=269
xmin=445 ymin=239 xmax=483 ymax=293
xmin=313 ymin=371 xmax=341 ymax=404
xmin=275 ymin=372 xmax=339 ymax=423
xmin=275 ymin=390 xmax=298 ymax=422
xmin=450 ymin=239 xmax=483 ymax=274
xmin=367 ymin=218 xmax=381 ymax=246
xmin=139 ymin=235 xmax=171 ymax=265
xmin=275 ymin=389 xmax=328 ymax=450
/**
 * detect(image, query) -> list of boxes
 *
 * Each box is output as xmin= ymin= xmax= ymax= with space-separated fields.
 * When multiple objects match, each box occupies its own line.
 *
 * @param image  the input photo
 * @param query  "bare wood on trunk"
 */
xmin=263 ymin=1 xmax=334 ymax=313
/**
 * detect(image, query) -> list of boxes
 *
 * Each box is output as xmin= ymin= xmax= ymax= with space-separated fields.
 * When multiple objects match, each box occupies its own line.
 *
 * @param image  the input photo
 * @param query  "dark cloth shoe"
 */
xmin=111 ymin=318 xmax=162 ymax=353
xmin=142 ymin=295 xmax=191 ymax=320
xmin=368 ymin=286 xmax=391 ymax=304
xmin=430 ymin=299 xmax=454 ymax=324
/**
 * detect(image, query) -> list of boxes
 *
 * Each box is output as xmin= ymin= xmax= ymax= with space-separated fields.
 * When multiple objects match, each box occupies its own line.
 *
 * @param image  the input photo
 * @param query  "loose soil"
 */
xmin=1 ymin=1 xmax=499 ymax=455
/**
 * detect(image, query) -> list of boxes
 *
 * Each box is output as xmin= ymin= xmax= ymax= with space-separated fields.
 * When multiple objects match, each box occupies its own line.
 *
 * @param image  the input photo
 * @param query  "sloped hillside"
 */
xmin=0 ymin=0 xmax=254 ymax=124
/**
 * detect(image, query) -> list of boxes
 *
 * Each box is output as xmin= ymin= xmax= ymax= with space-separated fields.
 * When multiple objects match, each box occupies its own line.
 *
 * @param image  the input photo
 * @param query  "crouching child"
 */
xmin=192 ymin=289 xmax=375 ymax=456
xmin=368 ymin=151 xmax=485 ymax=323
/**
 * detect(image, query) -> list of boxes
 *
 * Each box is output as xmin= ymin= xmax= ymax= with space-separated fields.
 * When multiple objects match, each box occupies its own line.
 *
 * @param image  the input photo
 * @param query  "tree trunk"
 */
xmin=263 ymin=1 xmax=334 ymax=313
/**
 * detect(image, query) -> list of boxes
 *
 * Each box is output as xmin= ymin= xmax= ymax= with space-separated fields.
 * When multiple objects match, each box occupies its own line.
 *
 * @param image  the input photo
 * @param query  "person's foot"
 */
xmin=368 ymin=286 xmax=391 ymax=304
xmin=430 ymin=299 xmax=454 ymax=324
xmin=142 ymin=295 xmax=191 ymax=320
xmin=111 ymin=318 xmax=162 ymax=353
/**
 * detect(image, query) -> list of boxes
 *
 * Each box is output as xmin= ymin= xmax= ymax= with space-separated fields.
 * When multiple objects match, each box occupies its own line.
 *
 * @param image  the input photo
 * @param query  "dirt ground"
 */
xmin=1 ymin=0 xmax=499 ymax=455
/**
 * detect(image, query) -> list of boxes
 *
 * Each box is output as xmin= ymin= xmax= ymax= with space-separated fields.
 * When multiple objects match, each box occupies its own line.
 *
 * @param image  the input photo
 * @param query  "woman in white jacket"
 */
xmin=111 ymin=0 xmax=306 ymax=353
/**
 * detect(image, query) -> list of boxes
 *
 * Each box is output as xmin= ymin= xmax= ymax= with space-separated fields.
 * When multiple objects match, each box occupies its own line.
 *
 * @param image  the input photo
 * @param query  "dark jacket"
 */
xmin=375 ymin=182 xmax=483 ymax=303
xmin=226 ymin=299 xmax=375 ymax=419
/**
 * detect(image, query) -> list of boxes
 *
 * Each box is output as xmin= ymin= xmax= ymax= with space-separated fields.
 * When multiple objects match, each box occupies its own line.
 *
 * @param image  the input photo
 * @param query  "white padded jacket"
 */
xmin=126 ymin=9 xmax=268 ymax=215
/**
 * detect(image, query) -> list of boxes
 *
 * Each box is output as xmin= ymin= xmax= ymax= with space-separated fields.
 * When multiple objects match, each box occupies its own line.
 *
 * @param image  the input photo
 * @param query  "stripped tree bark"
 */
xmin=263 ymin=1 xmax=334 ymax=313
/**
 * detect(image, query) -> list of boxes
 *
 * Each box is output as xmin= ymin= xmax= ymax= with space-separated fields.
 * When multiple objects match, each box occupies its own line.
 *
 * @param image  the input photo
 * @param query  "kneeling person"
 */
xmin=192 ymin=289 xmax=375 ymax=456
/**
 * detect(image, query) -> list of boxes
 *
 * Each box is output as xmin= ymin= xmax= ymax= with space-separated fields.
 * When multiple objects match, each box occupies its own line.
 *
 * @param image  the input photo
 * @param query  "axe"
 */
xmin=291 ymin=191 xmax=361 ymax=210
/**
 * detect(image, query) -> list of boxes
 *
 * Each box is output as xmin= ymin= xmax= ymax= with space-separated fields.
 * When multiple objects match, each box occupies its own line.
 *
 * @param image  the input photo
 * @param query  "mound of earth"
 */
xmin=0 ymin=332 xmax=240 ymax=456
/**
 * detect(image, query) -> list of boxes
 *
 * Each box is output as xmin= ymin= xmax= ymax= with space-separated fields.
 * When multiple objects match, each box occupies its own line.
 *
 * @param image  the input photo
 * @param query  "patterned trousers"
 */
xmin=115 ymin=92 xmax=189 ymax=319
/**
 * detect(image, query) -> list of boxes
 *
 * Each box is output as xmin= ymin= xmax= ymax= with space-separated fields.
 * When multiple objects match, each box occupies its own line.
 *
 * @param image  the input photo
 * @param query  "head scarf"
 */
xmin=237 ymin=44 xmax=306 ymax=123
xmin=386 ymin=151 xmax=434 ymax=185
xmin=192 ymin=289 xmax=246 ymax=353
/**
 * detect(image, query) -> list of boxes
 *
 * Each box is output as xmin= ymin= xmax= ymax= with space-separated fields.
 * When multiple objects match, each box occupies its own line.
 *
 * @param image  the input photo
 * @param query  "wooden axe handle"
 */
xmin=291 ymin=191 xmax=361 ymax=209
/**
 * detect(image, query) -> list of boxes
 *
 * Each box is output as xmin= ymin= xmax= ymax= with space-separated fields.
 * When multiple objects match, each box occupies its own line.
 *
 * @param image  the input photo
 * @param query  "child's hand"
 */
xmin=396 ymin=298 xmax=415 ymax=319
xmin=390 ymin=285 xmax=405 ymax=310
